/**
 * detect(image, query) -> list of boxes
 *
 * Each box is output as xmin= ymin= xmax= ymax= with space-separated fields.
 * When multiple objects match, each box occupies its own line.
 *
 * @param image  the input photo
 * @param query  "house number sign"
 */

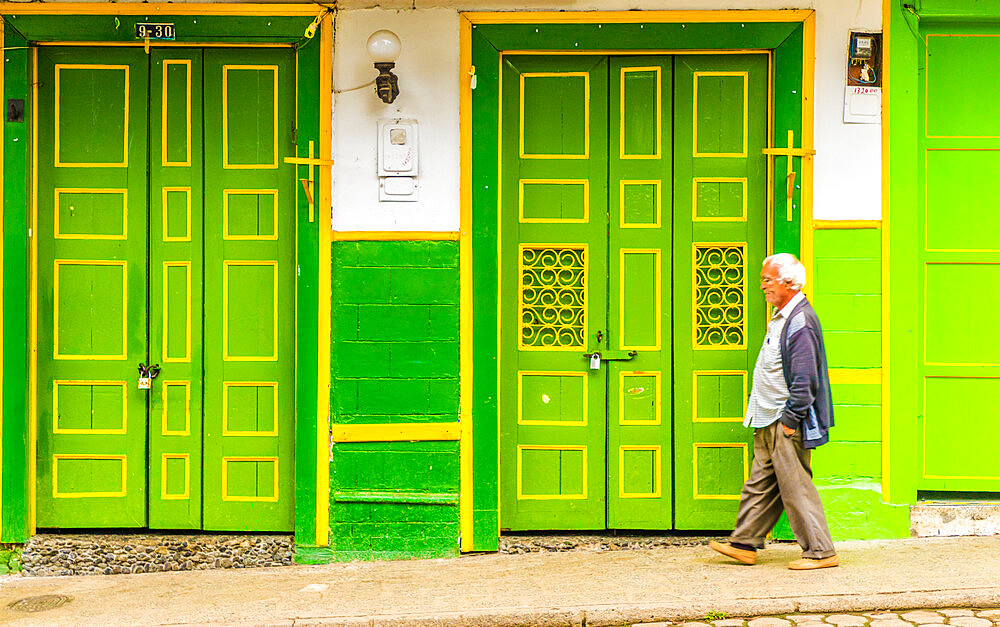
xmin=135 ymin=23 xmax=176 ymax=40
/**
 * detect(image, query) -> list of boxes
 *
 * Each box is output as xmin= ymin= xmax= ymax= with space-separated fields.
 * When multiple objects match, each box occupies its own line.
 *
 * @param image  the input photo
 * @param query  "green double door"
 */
xmin=35 ymin=46 xmax=295 ymax=530
xmin=500 ymin=54 xmax=767 ymax=530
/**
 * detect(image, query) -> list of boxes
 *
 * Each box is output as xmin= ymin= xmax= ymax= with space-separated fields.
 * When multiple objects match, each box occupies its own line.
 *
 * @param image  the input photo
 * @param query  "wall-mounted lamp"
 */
xmin=367 ymin=29 xmax=401 ymax=104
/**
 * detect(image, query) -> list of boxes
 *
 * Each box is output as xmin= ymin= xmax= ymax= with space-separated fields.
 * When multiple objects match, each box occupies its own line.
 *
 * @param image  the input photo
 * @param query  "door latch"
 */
xmin=138 ymin=363 xmax=160 ymax=390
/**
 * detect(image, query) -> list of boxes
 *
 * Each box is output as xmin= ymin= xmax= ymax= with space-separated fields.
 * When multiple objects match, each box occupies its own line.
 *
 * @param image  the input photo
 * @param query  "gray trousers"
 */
xmin=728 ymin=421 xmax=836 ymax=559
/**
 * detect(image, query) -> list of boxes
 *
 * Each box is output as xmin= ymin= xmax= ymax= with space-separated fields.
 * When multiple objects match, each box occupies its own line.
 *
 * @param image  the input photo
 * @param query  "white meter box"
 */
xmin=378 ymin=119 xmax=419 ymax=202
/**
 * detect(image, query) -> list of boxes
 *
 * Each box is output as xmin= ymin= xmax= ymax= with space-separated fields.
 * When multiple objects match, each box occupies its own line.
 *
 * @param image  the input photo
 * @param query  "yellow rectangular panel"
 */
xmin=222 ymin=261 xmax=279 ymax=362
xmin=517 ymin=371 xmax=587 ymax=426
xmin=54 ymin=64 xmax=129 ymax=168
xmin=162 ymin=59 xmax=192 ymax=167
xmin=518 ymin=179 xmax=589 ymax=223
xmin=161 ymin=454 xmax=191 ymax=500
xmin=52 ymin=380 xmax=127 ymax=434
xmin=54 ymin=188 xmax=128 ymax=240
xmin=52 ymin=454 xmax=127 ymax=498
xmin=692 ymin=71 xmax=748 ymax=158
xmin=692 ymin=178 xmax=747 ymax=222
xmin=619 ymin=180 xmax=661 ymax=228
xmin=516 ymin=445 xmax=587 ymax=500
xmin=222 ymin=456 xmax=280 ymax=502
xmin=162 ymin=187 xmax=192 ymax=242
xmin=619 ymin=371 xmax=661 ymax=425
xmin=619 ymin=248 xmax=661 ymax=351
xmin=223 ymin=189 xmax=279 ymax=240
xmin=519 ymin=72 xmax=590 ymax=159
xmin=692 ymin=370 xmax=748 ymax=423
xmin=53 ymin=260 xmax=127 ymax=361
xmin=619 ymin=66 xmax=661 ymax=160
xmin=163 ymin=261 xmax=192 ymax=364
xmin=619 ymin=445 xmax=661 ymax=498
xmin=222 ymin=65 xmax=279 ymax=169
xmin=692 ymin=443 xmax=749 ymax=500
xmin=161 ymin=380 xmax=191 ymax=436
xmin=222 ymin=381 xmax=279 ymax=436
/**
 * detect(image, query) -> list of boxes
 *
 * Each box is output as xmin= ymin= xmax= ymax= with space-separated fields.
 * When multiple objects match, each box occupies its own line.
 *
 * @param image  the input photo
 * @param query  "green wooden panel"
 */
xmin=925 ymin=35 xmax=1000 ymax=137
xmin=499 ymin=55 xmax=608 ymax=531
xmin=672 ymin=54 xmax=767 ymax=530
xmin=149 ymin=48 xmax=204 ymax=530
xmin=520 ymin=181 xmax=587 ymax=221
xmin=35 ymin=46 xmax=149 ymax=528
xmin=925 ymin=150 xmax=1000 ymax=250
xmin=917 ymin=20 xmax=1000 ymax=496
xmin=56 ymin=191 xmax=125 ymax=238
xmin=202 ymin=48 xmax=295 ymax=531
xmin=694 ymin=180 xmax=744 ymax=220
xmin=607 ymin=56 xmax=673 ymax=530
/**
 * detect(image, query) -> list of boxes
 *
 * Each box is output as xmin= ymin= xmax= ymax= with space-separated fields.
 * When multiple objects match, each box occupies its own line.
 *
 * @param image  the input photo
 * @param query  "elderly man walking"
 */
xmin=709 ymin=253 xmax=838 ymax=570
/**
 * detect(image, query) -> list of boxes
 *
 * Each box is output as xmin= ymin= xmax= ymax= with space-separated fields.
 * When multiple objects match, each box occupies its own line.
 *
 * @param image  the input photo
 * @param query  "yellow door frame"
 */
xmin=459 ymin=9 xmax=815 ymax=550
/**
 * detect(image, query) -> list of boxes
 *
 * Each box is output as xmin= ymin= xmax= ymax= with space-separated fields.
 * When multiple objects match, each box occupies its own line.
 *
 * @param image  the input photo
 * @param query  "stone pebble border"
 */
xmin=501 ymin=534 xmax=716 ymax=554
xmin=20 ymin=533 xmax=293 ymax=576
xmin=634 ymin=609 xmax=1000 ymax=627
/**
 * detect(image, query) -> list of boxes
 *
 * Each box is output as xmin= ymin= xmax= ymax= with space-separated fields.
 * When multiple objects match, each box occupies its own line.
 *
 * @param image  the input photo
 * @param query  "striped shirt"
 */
xmin=743 ymin=291 xmax=805 ymax=428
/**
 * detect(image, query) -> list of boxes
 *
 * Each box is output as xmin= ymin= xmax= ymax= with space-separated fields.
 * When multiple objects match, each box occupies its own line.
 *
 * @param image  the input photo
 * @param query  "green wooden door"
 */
xmin=499 ymin=53 xmax=766 ymax=531
xmin=917 ymin=28 xmax=1000 ymax=493
xmin=35 ymin=47 xmax=151 ymax=527
xmin=36 ymin=46 xmax=295 ymax=531
xmin=672 ymin=54 xmax=768 ymax=529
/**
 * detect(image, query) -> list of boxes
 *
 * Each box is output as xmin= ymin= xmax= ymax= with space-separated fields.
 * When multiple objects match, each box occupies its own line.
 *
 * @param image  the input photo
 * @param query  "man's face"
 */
xmin=760 ymin=261 xmax=797 ymax=309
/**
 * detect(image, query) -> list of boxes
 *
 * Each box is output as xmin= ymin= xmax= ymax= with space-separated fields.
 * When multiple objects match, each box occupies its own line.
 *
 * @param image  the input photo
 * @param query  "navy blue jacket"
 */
xmin=778 ymin=297 xmax=834 ymax=449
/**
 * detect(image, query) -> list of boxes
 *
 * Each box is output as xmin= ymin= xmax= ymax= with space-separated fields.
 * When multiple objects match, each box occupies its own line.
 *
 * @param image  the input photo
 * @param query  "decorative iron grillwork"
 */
xmin=694 ymin=245 xmax=746 ymax=347
xmin=520 ymin=246 xmax=586 ymax=348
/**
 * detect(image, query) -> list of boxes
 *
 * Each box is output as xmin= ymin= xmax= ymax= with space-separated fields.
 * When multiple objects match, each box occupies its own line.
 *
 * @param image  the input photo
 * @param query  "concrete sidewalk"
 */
xmin=0 ymin=536 xmax=998 ymax=626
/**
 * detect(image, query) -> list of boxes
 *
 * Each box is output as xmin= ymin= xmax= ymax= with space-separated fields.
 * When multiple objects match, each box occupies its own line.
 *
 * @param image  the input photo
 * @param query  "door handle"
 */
xmin=582 ymin=350 xmax=637 ymax=369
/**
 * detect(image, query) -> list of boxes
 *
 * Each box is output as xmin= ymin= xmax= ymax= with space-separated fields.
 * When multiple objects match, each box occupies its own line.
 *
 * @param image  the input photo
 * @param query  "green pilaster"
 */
xmin=2 ymin=21 xmax=30 ymax=543
xmin=328 ymin=240 xmax=461 ymax=561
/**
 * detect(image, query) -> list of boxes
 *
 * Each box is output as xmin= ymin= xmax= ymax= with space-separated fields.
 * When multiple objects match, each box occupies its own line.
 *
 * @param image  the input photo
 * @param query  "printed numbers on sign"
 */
xmin=135 ymin=23 xmax=177 ymax=40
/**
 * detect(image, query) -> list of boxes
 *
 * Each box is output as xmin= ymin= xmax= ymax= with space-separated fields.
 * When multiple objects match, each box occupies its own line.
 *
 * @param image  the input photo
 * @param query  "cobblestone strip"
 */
xmin=635 ymin=609 xmax=1000 ymax=627
xmin=20 ymin=534 xmax=293 ymax=576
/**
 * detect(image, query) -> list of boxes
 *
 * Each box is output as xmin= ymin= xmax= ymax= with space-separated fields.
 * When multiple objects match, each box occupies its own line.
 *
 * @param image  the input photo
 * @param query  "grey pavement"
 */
xmin=0 ymin=536 xmax=999 ymax=626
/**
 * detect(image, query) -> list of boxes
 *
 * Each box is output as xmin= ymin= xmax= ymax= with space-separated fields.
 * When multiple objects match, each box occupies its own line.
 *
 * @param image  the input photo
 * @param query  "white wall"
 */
xmin=331 ymin=0 xmax=882 ymax=231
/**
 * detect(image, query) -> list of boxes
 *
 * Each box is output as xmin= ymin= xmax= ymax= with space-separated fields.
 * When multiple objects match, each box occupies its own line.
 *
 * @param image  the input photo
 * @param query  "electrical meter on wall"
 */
xmin=378 ymin=118 xmax=419 ymax=201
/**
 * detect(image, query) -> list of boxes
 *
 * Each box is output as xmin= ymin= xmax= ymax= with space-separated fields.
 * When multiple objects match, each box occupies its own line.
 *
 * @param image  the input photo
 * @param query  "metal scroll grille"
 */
xmin=694 ymin=244 xmax=746 ymax=348
xmin=519 ymin=246 xmax=587 ymax=349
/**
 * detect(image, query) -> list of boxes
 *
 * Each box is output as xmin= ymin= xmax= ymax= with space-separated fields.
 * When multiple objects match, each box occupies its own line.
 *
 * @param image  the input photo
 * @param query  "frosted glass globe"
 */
xmin=367 ymin=30 xmax=401 ymax=64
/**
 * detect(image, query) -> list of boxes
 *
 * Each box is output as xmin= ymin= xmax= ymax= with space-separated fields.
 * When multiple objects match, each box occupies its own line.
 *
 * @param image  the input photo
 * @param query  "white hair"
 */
xmin=763 ymin=253 xmax=806 ymax=290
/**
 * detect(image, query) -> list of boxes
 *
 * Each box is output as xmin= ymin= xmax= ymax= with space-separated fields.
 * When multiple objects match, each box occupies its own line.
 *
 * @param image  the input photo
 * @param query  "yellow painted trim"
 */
xmin=462 ymin=10 xmax=815 ymax=25
xmin=692 ymin=370 xmax=748 ymax=423
xmin=519 ymin=72 xmax=590 ymax=160
xmin=516 ymin=445 xmax=587 ymax=500
xmin=162 ymin=59 xmax=192 ymax=168
xmin=619 ymin=248 xmax=661 ymax=351
xmin=222 ymin=381 xmax=280 ymax=437
xmin=516 ymin=371 xmax=588 ymax=426
xmin=222 ymin=65 xmax=279 ymax=170
xmin=222 ymin=189 xmax=280 ymax=240
xmin=52 ymin=454 xmax=127 ymax=499
xmin=41 ymin=41 xmax=293 ymax=48
xmin=881 ymin=0 xmax=892 ymax=503
xmin=518 ymin=243 xmax=588 ymax=352
xmin=459 ymin=12 xmax=475 ymax=553
xmin=331 ymin=423 xmax=461 ymax=443
xmin=53 ymin=188 xmax=128 ymax=240
xmin=316 ymin=9 xmax=333 ymax=549
xmin=29 ymin=47 xmax=38 ymax=533
xmin=619 ymin=66 xmax=662 ymax=160
xmin=162 ymin=261 xmax=192 ymax=364
xmin=0 ymin=3 xmax=327 ymax=16
xmin=812 ymin=220 xmax=881 ymax=230
xmin=829 ymin=368 xmax=882 ymax=385
xmin=619 ymin=180 xmax=662 ymax=229
xmin=618 ymin=371 xmax=661 ymax=426
xmin=799 ymin=12 xmax=816 ymax=301
xmin=221 ymin=456 xmax=280 ymax=502
xmin=52 ymin=380 xmax=127 ymax=435
xmin=331 ymin=231 xmax=460 ymax=241
xmin=692 ymin=178 xmax=747 ymax=222
xmin=222 ymin=260 xmax=279 ymax=362
xmin=518 ymin=179 xmax=590 ymax=224
xmin=692 ymin=443 xmax=749 ymax=500
xmin=692 ymin=71 xmax=749 ymax=158
xmin=692 ymin=242 xmax=748 ymax=351
xmin=161 ymin=381 xmax=192 ymax=437
xmin=162 ymin=187 xmax=192 ymax=242
xmin=618 ymin=445 xmax=661 ymax=498
xmin=161 ymin=454 xmax=191 ymax=500
xmin=54 ymin=64 xmax=129 ymax=168
xmin=53 ymin=260 xmax=128 ymax=361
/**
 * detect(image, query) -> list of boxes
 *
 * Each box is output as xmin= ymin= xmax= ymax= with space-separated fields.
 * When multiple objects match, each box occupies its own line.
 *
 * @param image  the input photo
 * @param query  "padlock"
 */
xmin=138 ymin=377 xmax=152 ymax=390
xmin=589 ymin=352 xmax=601 ymax=370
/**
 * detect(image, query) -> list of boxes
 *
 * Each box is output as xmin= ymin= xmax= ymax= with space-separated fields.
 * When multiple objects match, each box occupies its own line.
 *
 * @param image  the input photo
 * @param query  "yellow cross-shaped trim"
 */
xmin=761 ymin=130 xmax=815 ymax=222
xmin=284 ymin=140 xmax=335 ymax=222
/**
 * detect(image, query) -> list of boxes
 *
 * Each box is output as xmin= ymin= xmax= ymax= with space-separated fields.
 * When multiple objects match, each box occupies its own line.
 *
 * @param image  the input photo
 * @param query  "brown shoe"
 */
xmin=788 ymin=555 xmax=840 ymax=570
xmin=709 ymin=540 xmax=756 ymax=565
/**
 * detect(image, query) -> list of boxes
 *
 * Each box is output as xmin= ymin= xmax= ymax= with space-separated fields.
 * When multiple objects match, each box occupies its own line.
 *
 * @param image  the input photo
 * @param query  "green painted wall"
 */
xmin=775 ymin=228 xmax=908 ymax=541
xmin=325 ymin=241 xmax=461 ymax=561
